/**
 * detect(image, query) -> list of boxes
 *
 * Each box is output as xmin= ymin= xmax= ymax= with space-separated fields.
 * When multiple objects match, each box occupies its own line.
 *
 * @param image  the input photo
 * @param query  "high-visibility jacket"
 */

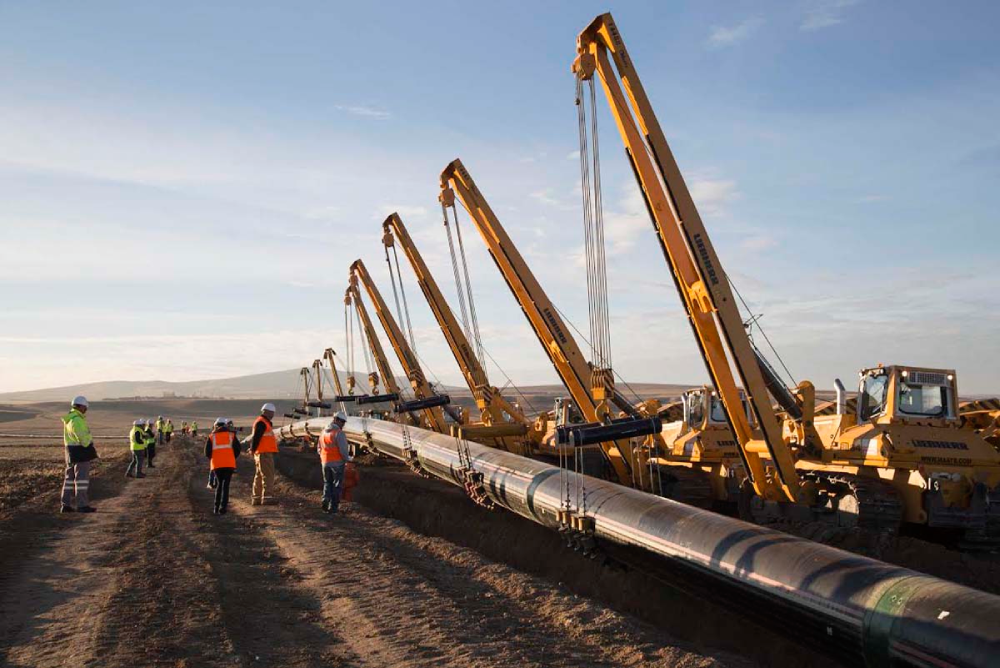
xmin=143 ymin=428 xmax=155 ymax=448
xmin=191 ymin=421 xmax=198 ymax=432
xmin=318 ymin=428 xmax=345 ymax=465
xmin=164 ymin=421 xmax=173 ymax=434
xmin=253 ymin=416 xmax=278 ymax=453
xmin=130 ymin=426 xmax=146 ymax=451
xmin=155 ymin=419 xmax=165 ymax=433
xmin=62 ymin=409 xmax=92 ymax=448
xmin=209 ymin=429 xmax=237 ymax=470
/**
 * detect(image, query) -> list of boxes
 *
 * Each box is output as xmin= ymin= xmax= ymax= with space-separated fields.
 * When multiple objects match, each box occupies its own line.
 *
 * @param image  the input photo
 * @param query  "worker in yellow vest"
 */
xmin=155 ymin=416 xmax=166 ymax=446
xmin=205 ymin=417 xmax=240 ymax=514
xmin=191 ymin=420 xmax=199 ymax=438
xmin=317 ymin=412 xmax=351 ymax=514
xmin=61 ymin=395 xmax=99 ymax=513
xmin=164 ymin=418 xmax=174 ymax=443
xmin=126 ymin=419 xmax=147 ymax=478
xmin=249 ymin=403 xmax=278 ymax=505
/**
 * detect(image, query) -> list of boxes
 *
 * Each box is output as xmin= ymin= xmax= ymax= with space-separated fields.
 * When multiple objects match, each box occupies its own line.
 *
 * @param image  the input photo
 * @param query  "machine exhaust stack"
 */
xmin=834 ymin=378 xmax=846 ymax=416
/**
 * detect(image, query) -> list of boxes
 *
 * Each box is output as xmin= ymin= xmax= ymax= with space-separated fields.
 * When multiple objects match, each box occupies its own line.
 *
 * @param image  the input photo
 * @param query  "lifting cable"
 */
xmin=385 ymin=244 xmax=419 ymax=356
xmin=551 ymin=302 xmax=645 ymax=406
xmin=349 ymin=298 xmax=378 ymax=393
xmin=345 ymin=302 xmax=356 ymax=390
xmin=441 ymin=201 xmax=488 ymax=379
xmin=576 ymin=75 xmax=614 ymax=377
xmin=729 ymin=276 xmax=797 ymax=388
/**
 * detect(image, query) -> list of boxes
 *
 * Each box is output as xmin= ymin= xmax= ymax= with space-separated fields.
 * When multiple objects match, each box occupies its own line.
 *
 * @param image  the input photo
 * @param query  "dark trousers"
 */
xmin=126 ymin=450 xmax=145 ymax=477
xmin=323 ymin=463 xmax=346 ymax=513
xmin=214 ymin=468 xmax=233 ymax=510
xmin=147 ymin=442 xmax=157 ymax=467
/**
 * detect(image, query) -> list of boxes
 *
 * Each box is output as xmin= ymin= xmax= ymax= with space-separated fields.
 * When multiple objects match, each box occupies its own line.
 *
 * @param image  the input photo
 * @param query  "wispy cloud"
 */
xmin=529 ymin=188 xmax=576 ymax=210
xmin=335 ymin=104 xmax=391 ymax=120
xmin=739 ymin=234 xmax=779 ymax=252
xmin=707 ymin=18 xmax=764 ymax=48
xmin=801 ymin=0 xmax=860 ymax=31
xmin=688 ymin=178 xmax=739 ymax=216
xmin=376 ymin=204 xmax=428 ymax=221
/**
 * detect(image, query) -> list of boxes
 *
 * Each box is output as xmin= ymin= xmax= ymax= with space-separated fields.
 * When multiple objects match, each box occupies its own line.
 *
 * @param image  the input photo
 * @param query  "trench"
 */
xmin=276 ymin=447 xmax=840 ymax=668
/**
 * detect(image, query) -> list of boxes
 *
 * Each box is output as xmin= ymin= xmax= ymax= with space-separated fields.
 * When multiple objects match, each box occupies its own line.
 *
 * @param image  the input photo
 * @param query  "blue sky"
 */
xmin=2 ymin=1 xmax=999 ymax=395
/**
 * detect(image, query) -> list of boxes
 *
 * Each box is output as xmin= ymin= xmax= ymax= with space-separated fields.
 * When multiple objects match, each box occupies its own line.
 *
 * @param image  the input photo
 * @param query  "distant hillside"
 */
xmin=0 ymin=369 xmax=697 ymax=404
xmin=0 ymin=369 xmax=378 ymax=403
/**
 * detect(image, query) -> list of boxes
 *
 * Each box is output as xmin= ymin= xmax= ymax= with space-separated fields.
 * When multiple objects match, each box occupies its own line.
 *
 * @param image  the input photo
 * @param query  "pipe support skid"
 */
xmin=277 ymin=417 xmax=1000 ymax=668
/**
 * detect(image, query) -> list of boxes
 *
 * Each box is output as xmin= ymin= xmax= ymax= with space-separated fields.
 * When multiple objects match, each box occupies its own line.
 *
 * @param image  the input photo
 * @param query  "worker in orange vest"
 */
xmin=317 ymin=412 xmax=351 ymax=514
xmin=249 ymin=403 xmax=278 ymax=506
xmin=204 ymin=417 xmax=240 ymax=514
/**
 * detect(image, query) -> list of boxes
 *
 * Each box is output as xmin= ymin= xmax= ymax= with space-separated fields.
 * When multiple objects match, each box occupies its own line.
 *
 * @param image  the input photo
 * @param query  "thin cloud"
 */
xmin=707 ymin=18 xmax=764 ymax=48
xmin=739 ymin=234 xmax=779 ymax=252
xmin=335 ymin=104 xmax=391 ymax=120
xmin=376 ymin=204 xmax=428 ymax=221
xmin=688 ymin=178 xmax=739 ymax=216
xmin=801 ymin=0 xmax=860 ymax=31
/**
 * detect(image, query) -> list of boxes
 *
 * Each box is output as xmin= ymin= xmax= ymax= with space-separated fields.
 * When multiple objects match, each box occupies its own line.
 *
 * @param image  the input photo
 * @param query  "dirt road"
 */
xmin=0 ymin=438 xmax=752 ymax=668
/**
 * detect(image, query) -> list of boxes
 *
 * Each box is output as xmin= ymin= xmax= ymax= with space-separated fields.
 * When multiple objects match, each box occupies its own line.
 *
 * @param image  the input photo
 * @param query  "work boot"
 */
xmin=219 ymin=506 xmax=228 ymax=515
xmin=213 ymin=507 xmax=220 ymax=515
xmin=250 ymin=498 xmax=260 ymax=506
xmin=322 ymin=499 xmax=330 ymax=512
xmin=77 ymin=506 xmax=97 ymax=513
xmin=137 ymin=473 xmax=147 ymax=479
xmin=60 ymin=505 xmax=75 ymax=513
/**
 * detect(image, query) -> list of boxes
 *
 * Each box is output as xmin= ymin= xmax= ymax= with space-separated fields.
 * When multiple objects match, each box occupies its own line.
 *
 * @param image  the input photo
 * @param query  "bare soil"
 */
xmin=0 ymin=436 xmax=751 ymax=668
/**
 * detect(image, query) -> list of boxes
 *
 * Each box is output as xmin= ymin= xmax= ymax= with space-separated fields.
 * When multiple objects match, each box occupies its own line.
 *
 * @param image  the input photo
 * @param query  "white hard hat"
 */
xmin=133 ymin=419 xmax=142 ymax=426
xmin=334 ymin=411 xmax=348 ymax=422
xmin=214 ymin=417 xmax=227 ymax=427
xmin=72 ymin=395 xmax=89 ymax=408
xmin=137 ymin=418 xmax=146 ymax=426
xmin=261 ymin=403 xmax=276 ymax=413
xmin=158 ymin=415 xmax=163 ymax=419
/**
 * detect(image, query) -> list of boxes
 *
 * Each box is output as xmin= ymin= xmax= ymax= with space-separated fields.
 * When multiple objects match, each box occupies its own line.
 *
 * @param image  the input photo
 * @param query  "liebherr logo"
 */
xmin=914 ymin=440 xmax=969 ymax=451
xmin=692 ymin=233 xmax=720 ymax=286
xmin=543 ymin=308 xmax=569 ymax=344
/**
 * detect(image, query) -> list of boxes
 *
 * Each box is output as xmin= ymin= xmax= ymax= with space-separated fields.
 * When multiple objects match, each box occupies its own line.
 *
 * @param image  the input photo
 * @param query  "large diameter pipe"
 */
xmin=277 ymin=417 xmax=1000 ymax=668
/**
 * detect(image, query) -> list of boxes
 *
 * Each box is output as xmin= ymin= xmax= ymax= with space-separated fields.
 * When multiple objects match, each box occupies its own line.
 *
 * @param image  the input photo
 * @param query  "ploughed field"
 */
xmin=0 ymin=399 xmax=997 ymax=667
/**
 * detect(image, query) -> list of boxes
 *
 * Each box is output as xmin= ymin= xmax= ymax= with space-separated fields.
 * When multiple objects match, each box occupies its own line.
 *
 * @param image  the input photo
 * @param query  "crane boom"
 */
xmin=382 ymin=213 xmax=527 ymax=430
xmin=574 ymin=13 xmax=798 ymax=502
xmin=440 ymin=159 xmax=636 ymax=483
xmin=323 ymin=348 xmax=347 ymax=397
xmin=350 ymin=259 xmax=450 ymax=433
xmin=345 ymin=282 xmax=404 ymax=399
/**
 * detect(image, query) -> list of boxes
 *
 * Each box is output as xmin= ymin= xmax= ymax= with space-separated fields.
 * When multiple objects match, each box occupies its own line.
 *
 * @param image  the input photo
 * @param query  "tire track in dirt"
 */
xmin=0 ymin=439 xmax=350 ymax=668
xmin=229 ymin=454 xmax=745 ymax=668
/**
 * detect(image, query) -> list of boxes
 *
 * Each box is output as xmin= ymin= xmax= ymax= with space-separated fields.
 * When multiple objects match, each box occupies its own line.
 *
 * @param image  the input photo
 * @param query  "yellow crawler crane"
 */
xmin=343 ymin=279 xmax=420 ymax=428
xmin=322 ymin=348 xmax=348 ymax=398
xmin=574 ymin=12 xmax=1000 ymax=542
xmin=349 ymin=259 xmax=457 ymax=434
xmin=381 ymin=213 xmax=539 ymax=453
xmin=440 ymin=159 xmax=667 ymax=494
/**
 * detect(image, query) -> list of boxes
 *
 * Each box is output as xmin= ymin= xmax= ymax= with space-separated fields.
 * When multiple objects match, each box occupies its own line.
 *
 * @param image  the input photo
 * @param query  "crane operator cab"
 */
xmin=660 ymin=387 xmax=749 ymax=461
xmin=812 ymin=365 xmax=1000 ymax=541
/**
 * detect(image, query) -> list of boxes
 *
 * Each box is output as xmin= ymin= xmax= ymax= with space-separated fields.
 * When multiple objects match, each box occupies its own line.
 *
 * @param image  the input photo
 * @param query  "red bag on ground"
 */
xmin=342 ymin=462 xmax=359 ymax=501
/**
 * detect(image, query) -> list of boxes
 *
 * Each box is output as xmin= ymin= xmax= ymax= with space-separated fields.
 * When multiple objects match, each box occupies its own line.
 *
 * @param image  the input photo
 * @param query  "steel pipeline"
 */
xmin=278 ymin=416 xmax=1000 ymax=668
